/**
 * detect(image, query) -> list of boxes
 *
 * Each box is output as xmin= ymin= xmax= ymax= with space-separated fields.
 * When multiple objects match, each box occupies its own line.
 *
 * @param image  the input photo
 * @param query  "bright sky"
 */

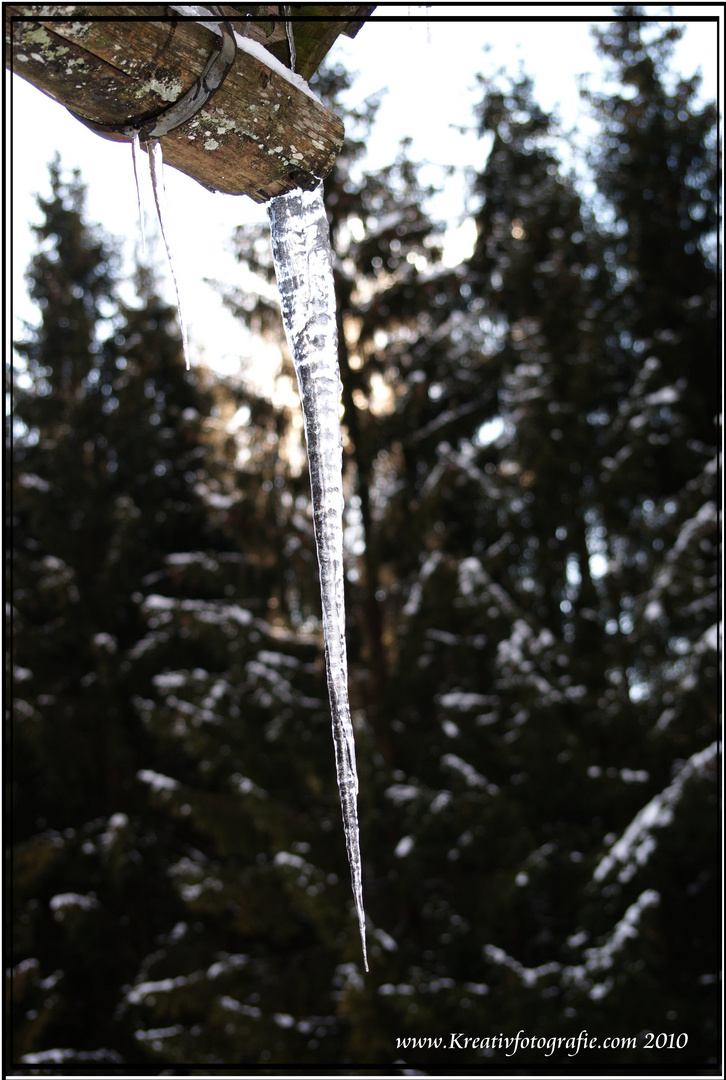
xmin=7 ymin=5 xmax=722 ymax=385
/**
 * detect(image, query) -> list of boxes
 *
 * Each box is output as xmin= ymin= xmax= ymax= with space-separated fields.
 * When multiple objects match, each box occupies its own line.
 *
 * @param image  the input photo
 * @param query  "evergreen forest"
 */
xmin=9 ymin=11 xmax=721 ymax=1073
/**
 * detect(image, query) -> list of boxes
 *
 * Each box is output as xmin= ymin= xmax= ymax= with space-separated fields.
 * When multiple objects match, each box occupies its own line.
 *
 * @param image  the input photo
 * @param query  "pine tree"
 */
xmin=134 ymin=34 xmax=718 ymax=1063
xmin=407 ymin=14 xmax=720 ymax=1065
xmin=10 ymin=158 xmax=239 ymax=1065
xmin=566 ymin=12 xmax=720 ymax=1056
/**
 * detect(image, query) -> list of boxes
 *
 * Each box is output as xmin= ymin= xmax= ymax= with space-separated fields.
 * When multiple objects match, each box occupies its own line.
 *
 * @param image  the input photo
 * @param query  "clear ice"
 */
xmin=148 ymin=139 xmax=191 ymax=369
xmin=283 ymin=7 xmax=297 ymax=72
xmin=131 ymin=133 xmax=146 ymax=254
xmin=268 ymin=184 xmax=368 ymax=972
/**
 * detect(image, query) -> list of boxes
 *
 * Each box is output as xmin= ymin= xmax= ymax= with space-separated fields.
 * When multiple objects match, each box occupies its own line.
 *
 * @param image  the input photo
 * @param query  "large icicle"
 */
xmin=268 ymin=184 xmax=368 ymax=972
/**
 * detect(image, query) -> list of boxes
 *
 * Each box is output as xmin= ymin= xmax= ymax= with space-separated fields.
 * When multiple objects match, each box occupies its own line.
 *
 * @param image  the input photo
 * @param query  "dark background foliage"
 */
xmin=8 ymin=10 xmax=720 ymax=1073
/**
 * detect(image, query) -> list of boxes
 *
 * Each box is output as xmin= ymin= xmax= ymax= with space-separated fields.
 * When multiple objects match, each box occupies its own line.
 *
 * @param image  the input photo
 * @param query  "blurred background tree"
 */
xmin=9 ymin=8 xmax=719 ymax=1070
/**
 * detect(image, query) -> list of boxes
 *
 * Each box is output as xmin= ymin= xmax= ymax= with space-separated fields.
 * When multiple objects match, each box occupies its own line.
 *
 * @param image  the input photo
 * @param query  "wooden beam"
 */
xmin=5 ymin=4 xmax=372 ymax=201
xmin=221 ymin=5 xmax=376 ymax=82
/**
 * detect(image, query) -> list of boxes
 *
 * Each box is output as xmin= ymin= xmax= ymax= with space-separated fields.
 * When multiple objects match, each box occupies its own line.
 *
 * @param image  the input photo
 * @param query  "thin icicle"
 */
xmin=267 ymin=184 xmax=368 ymax=972
xmin=283 ymin=6 xmax=296 ymax=72
xmin=131 ymin=133 xmax=146 ymax=255
xmin=148 ymin=139 xmax=191 ymax=369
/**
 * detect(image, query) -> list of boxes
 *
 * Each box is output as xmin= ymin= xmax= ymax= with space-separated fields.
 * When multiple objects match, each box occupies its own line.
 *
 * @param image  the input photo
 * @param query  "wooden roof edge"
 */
xmin=340 ymin=6 xmax=378 ymax=38
xmin=5 ymin=7 xmax=348 ymax=200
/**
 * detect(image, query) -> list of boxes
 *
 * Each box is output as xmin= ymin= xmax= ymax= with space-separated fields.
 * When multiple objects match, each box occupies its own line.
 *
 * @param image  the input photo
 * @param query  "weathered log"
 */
xmin=5 ymin=4 xmax=374 ymax=201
